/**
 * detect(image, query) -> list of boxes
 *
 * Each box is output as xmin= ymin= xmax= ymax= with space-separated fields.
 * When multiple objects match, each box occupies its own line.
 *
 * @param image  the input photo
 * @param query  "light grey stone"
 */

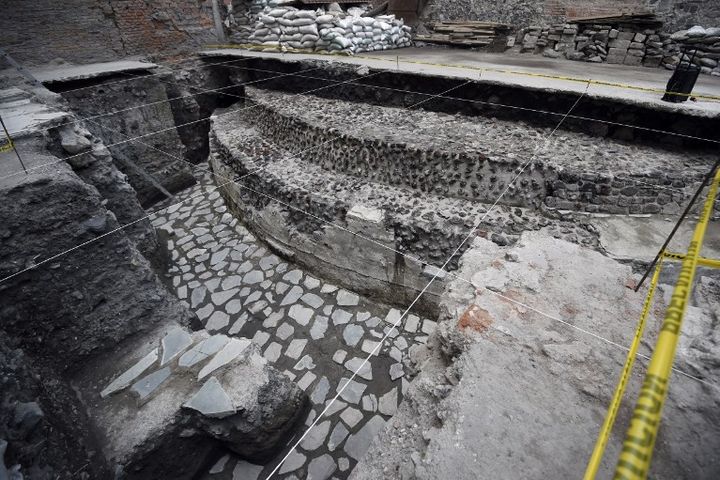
xmin=338 ymin=378 xmax=366 ymax=404
xmin=198 ymin=338 xmax=251 ymax=379
xmin=221 ymin=275 xmax=243 ymax=290
xmin=300 ymin=420 xmax=331 ymax=450
xmin=210 ymin=248 xmax=230 ymax=265
xmin=311 ymin=377 xmax=331 ymax=403
xmin=332 ymin=309 xmax=353 ymax=325
xmin=281 ymin=285 xmax=304 ymax=306
xmin=357 ymin=312 xmax=371 ymax=322
xmin=179 ymin=335 xmax=230 ymax=368
xmin=325 ymin=399 xmax=347 ymax=416
xmin=304 ymin=275 xmax=321 ymax=290
xmin=243 ymin=270 xmax=264 ymax=285
xmin=361 ymin=339 xmax=380 ymax=354
xmin=275 ymin=281 xmax=290 ymax=294
xmin=252 ymin=331 xmax=271 ymax=347
xmin=286 ymin=339 xmax=308 ymax=360
xmin=404 ymin=314 xmax=420 ymax=333
xmin=264 ymin=342 xmax=283 ymax=362
xmin=384 ymin=308 xmax=402 ymax=325
xmin=301 ymin=293 xmax=324 ymax=309
xmin=362 ymin=394 xmax=377 ymax=412
xmin=228 ymin=313 xmax=248 ymax=335
xmin=101 ymin=348 xmax=159 ymax=397
xmin=131 ymin=367 xmax=171 ymax=402
xmin=332 ymin=350 xmax=347 ymax=365
xmin=344 ymin=415 xmax=386 ymax=460
xmin=289 ymin=304 xmax=314 ymax=326
xmin=191 ymin=286 xmax=207 ymax=308
xmin=307 ymin=454 xmax=336 ymax=480
xmin=283 ymin=269 xmax=303 ymax=284
xmin=206 ymin=311 xmax=230 ymax=332
xmin=321 ymin=283 xmax=338 ymax=294
xmin=338 ymin=457 xmax=350 ymax=471
xmin=328 ymin=421 xmax=349 ymax=451
xmin=160 ymin=328 xmax=193 ymax=366
xmin=422 ymin=320 xmax=437 ymax=335
xmin=245 ymin=291 xmax=261 ymax=305
xmin=278 ymin=450 xmax=306 ymax=474
xmin=237 ymin=260 xmax=253 ymax=274
xmin=310 ymin=315 xmax=329 ymax=340
xmin=259 ymin=254 xmax=280 ymax=270
xmin=294 ymin=354 xmax=316 ymax=370
xmin=344 ymin=357 xmax=373 ymax=381
xmin=277 ymin=323 xmax=295 ymax=341
xmin=336 ymin=289 xmax=360 ymax=306
xmin=209 ymin=454 xmax=229 ymax=474
xmin=184 ymin=376 xmax=236 ymax=418
xmin=264 ymin=309 xmax=284 ymax=328
xmin=389 ymin=363 xmax=404 ymax=380
xmin=297 ymin=371 xmax=316 ymax=390
xmin=378 ymin=387 xmax=398 ymax=416
xmin=343 ymin=324 xmax=364 ymax=347
xmin=226 ymin=299 xmax=243 ymax=315
xmin=233 ymin=461 xmax=263 ymax=480
xmin=340 ymin=407 xmax=363 ymax=428
xmin=211 ymin=288 xmax=239 ymax=306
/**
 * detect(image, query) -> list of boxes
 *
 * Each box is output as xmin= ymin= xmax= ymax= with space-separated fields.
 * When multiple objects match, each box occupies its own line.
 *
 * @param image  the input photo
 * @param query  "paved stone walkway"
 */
xmin=150 ymin=166 xmax=435 ymax=480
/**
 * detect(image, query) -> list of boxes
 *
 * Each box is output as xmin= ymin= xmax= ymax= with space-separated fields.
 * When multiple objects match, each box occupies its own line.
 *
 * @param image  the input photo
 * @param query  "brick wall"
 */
xmin=0 ymin=0 xmax=216 ymax=66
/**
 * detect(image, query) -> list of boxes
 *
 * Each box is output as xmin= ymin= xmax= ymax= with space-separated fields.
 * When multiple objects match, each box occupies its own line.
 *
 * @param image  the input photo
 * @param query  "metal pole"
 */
xmin=634 ymin=156 xmax=720 ymax=291
xmin=0 ymin=114 xmax=27 ymax=174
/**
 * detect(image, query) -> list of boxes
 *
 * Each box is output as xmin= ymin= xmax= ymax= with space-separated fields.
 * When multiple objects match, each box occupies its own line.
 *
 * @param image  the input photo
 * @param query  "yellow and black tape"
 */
xmin=0 ymin=137 xmax=13 ymax=153
xmin=614 ymin=167 xmax=720 ymax=480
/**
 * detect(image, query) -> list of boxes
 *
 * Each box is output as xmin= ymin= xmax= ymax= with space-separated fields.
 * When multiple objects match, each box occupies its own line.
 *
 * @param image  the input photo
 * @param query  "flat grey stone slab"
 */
xmin=307 ymin=454 xmax=336 ymax=480
xmin=338 ymin=378 xmax=366 ymax=404
xmin=277 ymin=323 xmax=295 ymax=340
xmin=344 ymin=415 xmax=386 ymax=460
xmin=183 ymin=376 xmax=236 ymax=419
xmin=389 ymin=363 xmax=404 ymax=380
xmin=344 ymin=357 xmax=373 ymax=381
xmin=160 ymin=327 xmax=193 ymax=366
xmin=343 ymin=324 xmax=364 ymax=347
xmin=336 ymin=289 xmax=360 ymax=306
xmin=32 ymin=60 xmax=158 ymax=83
xmin=340 ymin=407 xmax=363 ymax=428
xmin=243 ymin=270 xmax=264 ymax=284
xmin=300 ymin=420 xmax=331 ymax=450
xmin=311 ymin=376 xmax=331 ymax=404
xmin=278 ymin=450 xmax=306 ymax=474
xmin=199 ymin=338 xmax=251 ymax=379
xmin=378 ymin=387 xmax=398 ymax=416
xmin=281 ymin=285 xmax=304 ymax=306
xmin=233 ymin=460 xmax=263 ymax=480
xmin=283 ymin=269 xmax=303 ymax=285
xmin=101 ymin=348 xmax=159 ymax=397
xmin=301 ymin=292 xmax=323 ymax=309
xmin=206 ymin=310 xmax=230 ymax=331
xmin=289 ymin=304 xmax=314 ymax=326
xmin=332 ymin=309 xmax=353 ymax=325
xmin=130 ymin=367 xmax=171 ymax=402
xmin=310 ymin=315 xmax=329 ymax=340
xmin=179 ymin=335 xmax=230 ymax=368
xmin=328 ymin=421 xmax=350 ymax=452
xmin=285 ymin=339 xmax=308 ymax=360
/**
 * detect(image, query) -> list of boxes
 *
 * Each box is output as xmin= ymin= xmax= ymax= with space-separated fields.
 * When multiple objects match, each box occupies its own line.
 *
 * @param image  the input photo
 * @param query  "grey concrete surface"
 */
xmin=200 ymin=47 xmax=720 ymax=115
xmin=31 ymin=60 xmax=158 ymax=84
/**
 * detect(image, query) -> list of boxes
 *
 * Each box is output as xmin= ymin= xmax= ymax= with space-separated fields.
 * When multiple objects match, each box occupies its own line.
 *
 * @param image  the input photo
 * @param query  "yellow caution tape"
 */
xmin=614 ymin=167 xmax=720 ymax=480
xmin=204 ymin=45 xmax=720 ymax=102
xmin=662 ymin=251 xmax=720 ymax=269
xmin=0 ymin=138 xmax=13 ymax=153
xmin=583 ymin=256 xmax=664 ymax=480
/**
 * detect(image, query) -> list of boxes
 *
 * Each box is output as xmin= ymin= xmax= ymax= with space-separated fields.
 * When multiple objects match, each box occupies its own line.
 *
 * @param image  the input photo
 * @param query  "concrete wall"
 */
xmin=0 ymin=0 xmax=216 ymax=65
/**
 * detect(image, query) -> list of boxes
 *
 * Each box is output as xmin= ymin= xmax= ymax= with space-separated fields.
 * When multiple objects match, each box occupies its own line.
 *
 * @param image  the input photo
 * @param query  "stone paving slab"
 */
xmin=150 ymin=167 xmax=435 ymax=480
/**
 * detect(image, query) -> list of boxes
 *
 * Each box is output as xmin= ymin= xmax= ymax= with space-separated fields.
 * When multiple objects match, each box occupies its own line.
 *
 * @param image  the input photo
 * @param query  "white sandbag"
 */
xmin=316 ymin=15 xmax=335 ymax=23
xmin=255 ymin=27 xmax=270 ymax=36
xmin=352 ymin=25 xmax=363 ymax=33
xmin=294 ymin=10 xmax=317 ymax=19
xmin=268 ymin=8 xmax=288 ymax=17
xmin=290 ymin=18 xmax=315 ymax=26
xmin=299 ymin=24 xmax=318 ymax=35
xmin=378 ymin=21 xmax=392 ymax=31
xmin=260 ymin=15 xmax=276 ymax=25
xmin=288 ymin=41 xmax=304 ymax=49
xmin=277 ymin=18 xmax=293 ymax=27
xmin=359 ymin=17 xmax=375 ymax=27
xmin=280 ymin=33 xmax=303 ymax=41
xmin=301 ymin=34 xmax=319 ymax=43
xmin=332 ymin=36 xmax=352 ymax=48
xmin=301 ymin=40 xmax=316 ymax=48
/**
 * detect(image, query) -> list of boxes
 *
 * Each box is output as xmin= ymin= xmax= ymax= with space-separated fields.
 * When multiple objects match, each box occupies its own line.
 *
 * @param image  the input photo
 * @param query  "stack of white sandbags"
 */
xmin=243 ymin=4 xmax=412 ymax=54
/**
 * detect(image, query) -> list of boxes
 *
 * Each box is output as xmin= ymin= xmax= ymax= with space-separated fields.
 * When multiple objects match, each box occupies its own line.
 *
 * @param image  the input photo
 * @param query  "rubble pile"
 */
xmin=229 ymin=1 xmax=412 ymax=54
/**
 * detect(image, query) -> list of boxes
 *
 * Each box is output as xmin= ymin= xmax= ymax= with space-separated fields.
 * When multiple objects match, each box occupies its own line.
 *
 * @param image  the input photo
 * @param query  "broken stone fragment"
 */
xmin=178 ymin=334 xmax=230 ymax=368
xmin=100 ymin=348 xmax=159 ymax=397
xmin=184 ymin=376 xmax=236 ymax=418
xmin=131 ymin=366 xmax=172 ymax=404
xmin=198 ymin=337 xmax=251 ymax=379
xmin=59 ymin=125 xmax=93 ymax=154
xmin=160 ymin=326 xmax=193 ymax=365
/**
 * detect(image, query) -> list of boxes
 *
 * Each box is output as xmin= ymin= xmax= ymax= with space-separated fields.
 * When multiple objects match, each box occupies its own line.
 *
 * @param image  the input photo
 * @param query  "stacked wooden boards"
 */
xmin=415 ymin=21 xmax=511 ymax=47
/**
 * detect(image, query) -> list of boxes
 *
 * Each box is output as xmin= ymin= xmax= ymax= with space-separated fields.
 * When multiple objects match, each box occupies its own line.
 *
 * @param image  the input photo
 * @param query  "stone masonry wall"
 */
xmin=0 ymin=0 xmax=216 ymax=66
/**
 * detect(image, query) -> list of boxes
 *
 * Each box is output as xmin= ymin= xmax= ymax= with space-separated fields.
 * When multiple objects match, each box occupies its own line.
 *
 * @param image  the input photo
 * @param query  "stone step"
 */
xmin=239 ymin=86 xmax=713 ymax=215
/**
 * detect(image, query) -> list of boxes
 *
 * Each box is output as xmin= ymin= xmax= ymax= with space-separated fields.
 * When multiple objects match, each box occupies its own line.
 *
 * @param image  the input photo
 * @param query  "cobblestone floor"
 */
xmin=149 ymin=167 xmax=436 ymax=480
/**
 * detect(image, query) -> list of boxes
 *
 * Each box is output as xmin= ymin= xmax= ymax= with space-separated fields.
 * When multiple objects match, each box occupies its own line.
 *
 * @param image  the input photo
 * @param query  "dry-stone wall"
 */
xmin=229 ymin=0 xmax=412 ymax=54
xmin=518 ymin=22 xmax=720 ymax=75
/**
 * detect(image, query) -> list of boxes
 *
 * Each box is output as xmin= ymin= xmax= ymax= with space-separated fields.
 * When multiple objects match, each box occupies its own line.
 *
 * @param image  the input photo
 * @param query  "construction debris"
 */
xmin=416 ymin=21 xmax=511 ymax=48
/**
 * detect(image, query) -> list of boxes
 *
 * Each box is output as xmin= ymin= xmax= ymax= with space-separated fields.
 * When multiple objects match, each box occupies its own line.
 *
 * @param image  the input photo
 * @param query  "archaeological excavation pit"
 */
xmin=2 ymin=3 xmax=720 ymax=480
